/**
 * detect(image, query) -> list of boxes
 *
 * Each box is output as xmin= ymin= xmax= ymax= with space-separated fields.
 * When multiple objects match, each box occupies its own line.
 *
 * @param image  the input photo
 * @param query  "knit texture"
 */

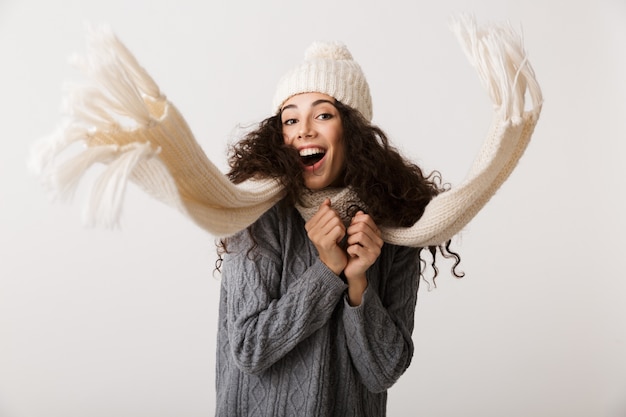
xmin=30 ymin=15 xmax=542 ymax=247
xmin=272 ymin=41 xmax=373 ymax=121
xmin=295 ymin=187 xmax=365 ymax=225
xmin=216 ymin=203 xmax=420 ymax=416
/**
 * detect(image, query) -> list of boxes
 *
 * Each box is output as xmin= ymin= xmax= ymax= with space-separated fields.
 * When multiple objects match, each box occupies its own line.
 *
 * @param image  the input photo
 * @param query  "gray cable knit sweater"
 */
xmin=216 ymin=203 xmax=420 ymax=417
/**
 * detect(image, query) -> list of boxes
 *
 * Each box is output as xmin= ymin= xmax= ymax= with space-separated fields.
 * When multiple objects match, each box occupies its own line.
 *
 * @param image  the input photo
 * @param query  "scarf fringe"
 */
xmin=450 ymin=15 xmax=542 ymax=120
xmin=30 ymin=15 xmax=541 ymax=246
xmin=84 ymin=142 xmax=159 ymax=227
xmin=29 ymin=24 xmax=283 ymax=232
xmin=71 ymin=24 xmax=162 ymax=126
xmin=29 ymin=24 xmax=164 ymax=227
xmin=56 ymin=144 xmax=120 ymax=201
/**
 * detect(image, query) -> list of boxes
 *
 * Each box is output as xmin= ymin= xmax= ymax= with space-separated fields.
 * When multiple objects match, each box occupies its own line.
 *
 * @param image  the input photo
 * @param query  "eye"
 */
xmin=283 ymin=118 xmax=297 ymax=126
xmin=316 ymin=113 xmax=333 ymax=120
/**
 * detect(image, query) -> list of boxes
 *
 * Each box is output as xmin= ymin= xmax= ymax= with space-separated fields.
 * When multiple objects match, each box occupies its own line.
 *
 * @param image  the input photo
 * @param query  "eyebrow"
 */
xmin=281 ymin=99 xmax=336 ymax=112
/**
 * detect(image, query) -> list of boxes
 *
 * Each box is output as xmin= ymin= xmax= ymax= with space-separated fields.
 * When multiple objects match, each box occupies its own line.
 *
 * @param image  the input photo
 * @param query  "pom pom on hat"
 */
xmin=272 ymin=41 xmax=373 ymax=121
xmin=304 ymin=41 xmax=353 ymax=61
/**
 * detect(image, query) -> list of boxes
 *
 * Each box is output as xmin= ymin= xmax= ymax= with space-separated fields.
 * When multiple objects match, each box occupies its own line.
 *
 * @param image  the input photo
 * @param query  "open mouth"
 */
xmin=299 ymin=147 xmax=326 ymax=166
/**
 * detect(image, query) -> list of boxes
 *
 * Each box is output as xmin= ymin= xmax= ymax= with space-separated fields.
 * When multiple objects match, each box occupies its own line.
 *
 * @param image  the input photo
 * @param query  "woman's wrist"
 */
xmin=346 ymin=274 xmax=368 ymax=306
xmin=319 ymin=251 xmax=347 ymax=276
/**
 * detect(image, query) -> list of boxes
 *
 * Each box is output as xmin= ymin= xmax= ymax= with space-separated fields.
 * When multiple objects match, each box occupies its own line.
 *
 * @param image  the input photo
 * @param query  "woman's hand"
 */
xmin=345 ymin=211 xmax=383 ymax=278
xmin=305 ymin=199 xmax=347 ymax=276
xmin=344 ymin=211 xmax=383 ymax=305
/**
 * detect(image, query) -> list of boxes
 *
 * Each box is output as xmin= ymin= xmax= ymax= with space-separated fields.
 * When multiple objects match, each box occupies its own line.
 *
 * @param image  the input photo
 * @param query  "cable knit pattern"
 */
xmin=216 ymin=203 xmax=420 ymax=416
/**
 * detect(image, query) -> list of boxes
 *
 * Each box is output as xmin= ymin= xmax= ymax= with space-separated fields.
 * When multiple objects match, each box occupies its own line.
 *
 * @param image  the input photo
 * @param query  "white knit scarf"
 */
xmin=295 ymin=187 xmax=364 ymax=225
xmin=30 ymin=15 xmax=542 ymax=248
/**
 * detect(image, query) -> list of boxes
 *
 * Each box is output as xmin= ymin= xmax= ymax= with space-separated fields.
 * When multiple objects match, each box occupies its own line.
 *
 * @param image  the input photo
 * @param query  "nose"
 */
xmin=298 ymin=120 xmax=314 ymax=139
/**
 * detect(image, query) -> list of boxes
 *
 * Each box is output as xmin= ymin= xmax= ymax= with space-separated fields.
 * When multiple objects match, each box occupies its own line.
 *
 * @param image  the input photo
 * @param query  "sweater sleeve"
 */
xmin=341 ymin=245 xmax=420 ymax=393
xmin=222 ymin=210 xmax=348 ymax=375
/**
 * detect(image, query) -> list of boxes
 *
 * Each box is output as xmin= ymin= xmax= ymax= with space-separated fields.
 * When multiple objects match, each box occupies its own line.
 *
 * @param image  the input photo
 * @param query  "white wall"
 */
xmin=1 ymin=0 xmax=625 ymax=416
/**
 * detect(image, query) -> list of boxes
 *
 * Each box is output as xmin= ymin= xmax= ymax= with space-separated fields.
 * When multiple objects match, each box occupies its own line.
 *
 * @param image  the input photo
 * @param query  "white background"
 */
xmin=1 ymin=0 xmax=625 ymax=416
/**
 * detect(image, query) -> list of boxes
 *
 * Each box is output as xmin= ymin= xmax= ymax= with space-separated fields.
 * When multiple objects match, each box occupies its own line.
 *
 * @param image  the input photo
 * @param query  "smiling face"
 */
xmin=281 ymin=92 xmax=345 ymax=190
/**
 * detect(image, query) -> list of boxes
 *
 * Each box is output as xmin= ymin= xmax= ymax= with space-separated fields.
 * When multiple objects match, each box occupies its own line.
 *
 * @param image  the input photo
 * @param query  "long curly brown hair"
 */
xmin=222 ymin=101 xmax=463 ymax=282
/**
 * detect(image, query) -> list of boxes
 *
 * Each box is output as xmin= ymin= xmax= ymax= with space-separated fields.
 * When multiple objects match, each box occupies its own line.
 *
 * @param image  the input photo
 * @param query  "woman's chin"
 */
xmin=304 ymin=178 xmax=328 ymax=190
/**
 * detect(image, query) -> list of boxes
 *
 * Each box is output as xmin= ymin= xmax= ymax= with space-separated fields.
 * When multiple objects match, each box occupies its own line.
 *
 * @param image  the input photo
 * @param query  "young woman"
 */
xmin=31 ymin=18 xmax=541 ymax=417
xmin=215 ymin=42 xmax=451 ymax=417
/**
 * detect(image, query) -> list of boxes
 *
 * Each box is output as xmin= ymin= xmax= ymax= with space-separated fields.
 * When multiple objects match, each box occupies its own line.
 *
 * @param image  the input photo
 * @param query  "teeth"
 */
xmin=299 ymin=148 xmax=325 ymax=157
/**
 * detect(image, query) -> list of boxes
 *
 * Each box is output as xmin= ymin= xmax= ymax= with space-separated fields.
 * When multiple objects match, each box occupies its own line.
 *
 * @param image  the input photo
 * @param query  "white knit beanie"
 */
xmin=272 ymin=41 xmax=373 ymax=121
